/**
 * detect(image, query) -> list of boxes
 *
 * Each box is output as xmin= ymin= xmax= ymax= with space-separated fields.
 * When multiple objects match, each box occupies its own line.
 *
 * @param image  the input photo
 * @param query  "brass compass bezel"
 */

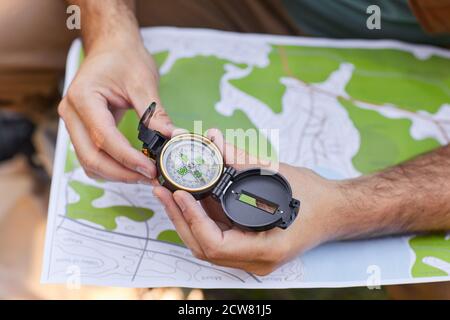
xmin=159 ymin=133 xmax=224 ymax=193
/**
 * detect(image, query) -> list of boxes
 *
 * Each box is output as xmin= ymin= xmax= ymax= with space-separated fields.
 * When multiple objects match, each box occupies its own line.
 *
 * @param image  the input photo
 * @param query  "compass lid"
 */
xmin=138 ymin=102 xmax=168 ymax=158
xmin=219 ymin=168 xmax=300 ymax=231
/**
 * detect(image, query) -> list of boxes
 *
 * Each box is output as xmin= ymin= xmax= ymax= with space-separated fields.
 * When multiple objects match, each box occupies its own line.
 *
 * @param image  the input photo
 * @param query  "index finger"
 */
xmin=73 ymin=94 xmax=156 ymax=179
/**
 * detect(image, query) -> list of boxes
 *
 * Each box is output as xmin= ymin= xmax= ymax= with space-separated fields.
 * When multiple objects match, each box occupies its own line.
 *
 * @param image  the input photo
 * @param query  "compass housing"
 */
xmin=157 ymin=133 xmax=224 ymax=199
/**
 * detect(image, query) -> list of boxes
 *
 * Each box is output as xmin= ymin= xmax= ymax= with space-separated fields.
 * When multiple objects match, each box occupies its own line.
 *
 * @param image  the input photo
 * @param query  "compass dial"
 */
xmin=160 ymin=134 xmax=223 ymax=191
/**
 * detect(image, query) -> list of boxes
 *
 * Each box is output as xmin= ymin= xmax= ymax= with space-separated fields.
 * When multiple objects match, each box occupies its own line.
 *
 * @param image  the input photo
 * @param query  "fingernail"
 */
xmin=207 ymin=128 xmax=219 ymax=139
xmin=174 ymin=194 xmax=186 ymax=212
xmin=166 ymin=122 xmax=175 ymax=131
xmin=136 ymin=166 xmax=154 ymax=179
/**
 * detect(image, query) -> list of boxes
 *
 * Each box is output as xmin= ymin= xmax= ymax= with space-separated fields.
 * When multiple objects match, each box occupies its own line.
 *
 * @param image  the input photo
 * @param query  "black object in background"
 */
xmin=0 ymin=110 xmax=35 ymax=162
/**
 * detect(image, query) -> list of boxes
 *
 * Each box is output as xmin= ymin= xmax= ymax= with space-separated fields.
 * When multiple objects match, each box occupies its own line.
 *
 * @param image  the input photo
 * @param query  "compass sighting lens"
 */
xmin=238 ymin=191 xmax=278 ymax=214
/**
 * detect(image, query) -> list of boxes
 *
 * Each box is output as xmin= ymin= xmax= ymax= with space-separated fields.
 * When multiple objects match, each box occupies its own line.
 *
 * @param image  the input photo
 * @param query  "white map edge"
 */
xmin=40 ymin=27 xmax=450 ymax=288
xmin=41 ymin=39 xmax=81 ymax=287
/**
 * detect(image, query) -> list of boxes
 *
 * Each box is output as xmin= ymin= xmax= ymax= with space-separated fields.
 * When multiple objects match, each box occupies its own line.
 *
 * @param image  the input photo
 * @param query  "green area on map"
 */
xmin=410 ymin=233 xmax=450 ymax=277
xmin=67 ymin=180 xmax=154 ymax=230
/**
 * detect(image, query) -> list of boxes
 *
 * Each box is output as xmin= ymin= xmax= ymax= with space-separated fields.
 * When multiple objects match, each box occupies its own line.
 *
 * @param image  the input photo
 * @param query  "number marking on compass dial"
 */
xmin=160 ymin=136 xmax=222 ymax=191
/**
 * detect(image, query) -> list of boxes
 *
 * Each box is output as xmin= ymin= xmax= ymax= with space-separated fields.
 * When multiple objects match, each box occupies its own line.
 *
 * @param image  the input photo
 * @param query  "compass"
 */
xmin=138 ymin=102 xmax=300 ymax=231
xmin=160 ymin=133 xmax=223 ymax=194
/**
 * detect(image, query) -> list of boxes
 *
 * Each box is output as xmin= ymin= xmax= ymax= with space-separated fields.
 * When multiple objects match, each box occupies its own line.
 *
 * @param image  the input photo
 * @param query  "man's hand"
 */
xmin=154 ymin=129 xmax=450 ymax=275
xmin=153 ymin=129 xmax=346 ymax=275
xmin=59 ymin=0 xmax=173 ymax=183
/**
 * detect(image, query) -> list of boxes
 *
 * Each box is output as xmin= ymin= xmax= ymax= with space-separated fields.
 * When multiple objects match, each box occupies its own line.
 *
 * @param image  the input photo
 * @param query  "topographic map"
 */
xmin=42 ymin=28 xmax=450 ymax=288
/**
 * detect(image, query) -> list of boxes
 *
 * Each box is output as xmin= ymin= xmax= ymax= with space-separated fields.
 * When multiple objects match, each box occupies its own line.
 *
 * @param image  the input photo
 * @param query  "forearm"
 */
xmin=66 ymin=0 xmax=139 ymax=53
xmin=337 ymin=144 xmax=450 ymax=239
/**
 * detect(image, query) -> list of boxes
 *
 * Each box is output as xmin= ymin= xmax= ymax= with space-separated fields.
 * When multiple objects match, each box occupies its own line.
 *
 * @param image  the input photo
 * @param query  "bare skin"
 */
xmin=61 ymin=1 xmax=450 ymax=275
xmin=59 ymin=0 xmax=173 ymax=183
xmin=154 ymin=130 xmax=450 ymax=276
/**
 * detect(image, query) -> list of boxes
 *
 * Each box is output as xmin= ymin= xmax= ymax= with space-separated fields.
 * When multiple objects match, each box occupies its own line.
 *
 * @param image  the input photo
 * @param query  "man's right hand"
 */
xmin=59 ymin=0 xmax=174 ymax=184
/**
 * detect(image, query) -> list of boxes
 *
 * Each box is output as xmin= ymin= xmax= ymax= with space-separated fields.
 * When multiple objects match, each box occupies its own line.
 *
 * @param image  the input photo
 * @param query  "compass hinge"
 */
xmin=279 ymin=198 xmax=300 ymax=229
xmin=211 ymin=167 xmax=237 ymax=200
xmin=139 ymin=128 xmax=167 ymax=159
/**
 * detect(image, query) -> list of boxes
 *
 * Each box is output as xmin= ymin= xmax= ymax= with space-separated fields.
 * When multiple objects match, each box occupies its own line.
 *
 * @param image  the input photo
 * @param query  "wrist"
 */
xmin=86 ymin=28 xmax=143 ymax=56
xmin=76 ymin=1 xmax=141 ymax=54
xmin=284 ymin=167 xmax=351 ymax=252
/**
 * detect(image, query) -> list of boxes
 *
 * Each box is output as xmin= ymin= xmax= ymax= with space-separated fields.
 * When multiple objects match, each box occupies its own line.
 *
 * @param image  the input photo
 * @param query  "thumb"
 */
xmin=129 ymin=86 xmax=175 ymax=137
xmin=173 ymin=190 xmax=223 ymax=244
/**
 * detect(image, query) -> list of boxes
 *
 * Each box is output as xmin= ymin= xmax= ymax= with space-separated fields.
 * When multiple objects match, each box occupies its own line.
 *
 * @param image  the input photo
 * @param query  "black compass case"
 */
xmin=212 ymin=168 xmax=300 ymax=231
